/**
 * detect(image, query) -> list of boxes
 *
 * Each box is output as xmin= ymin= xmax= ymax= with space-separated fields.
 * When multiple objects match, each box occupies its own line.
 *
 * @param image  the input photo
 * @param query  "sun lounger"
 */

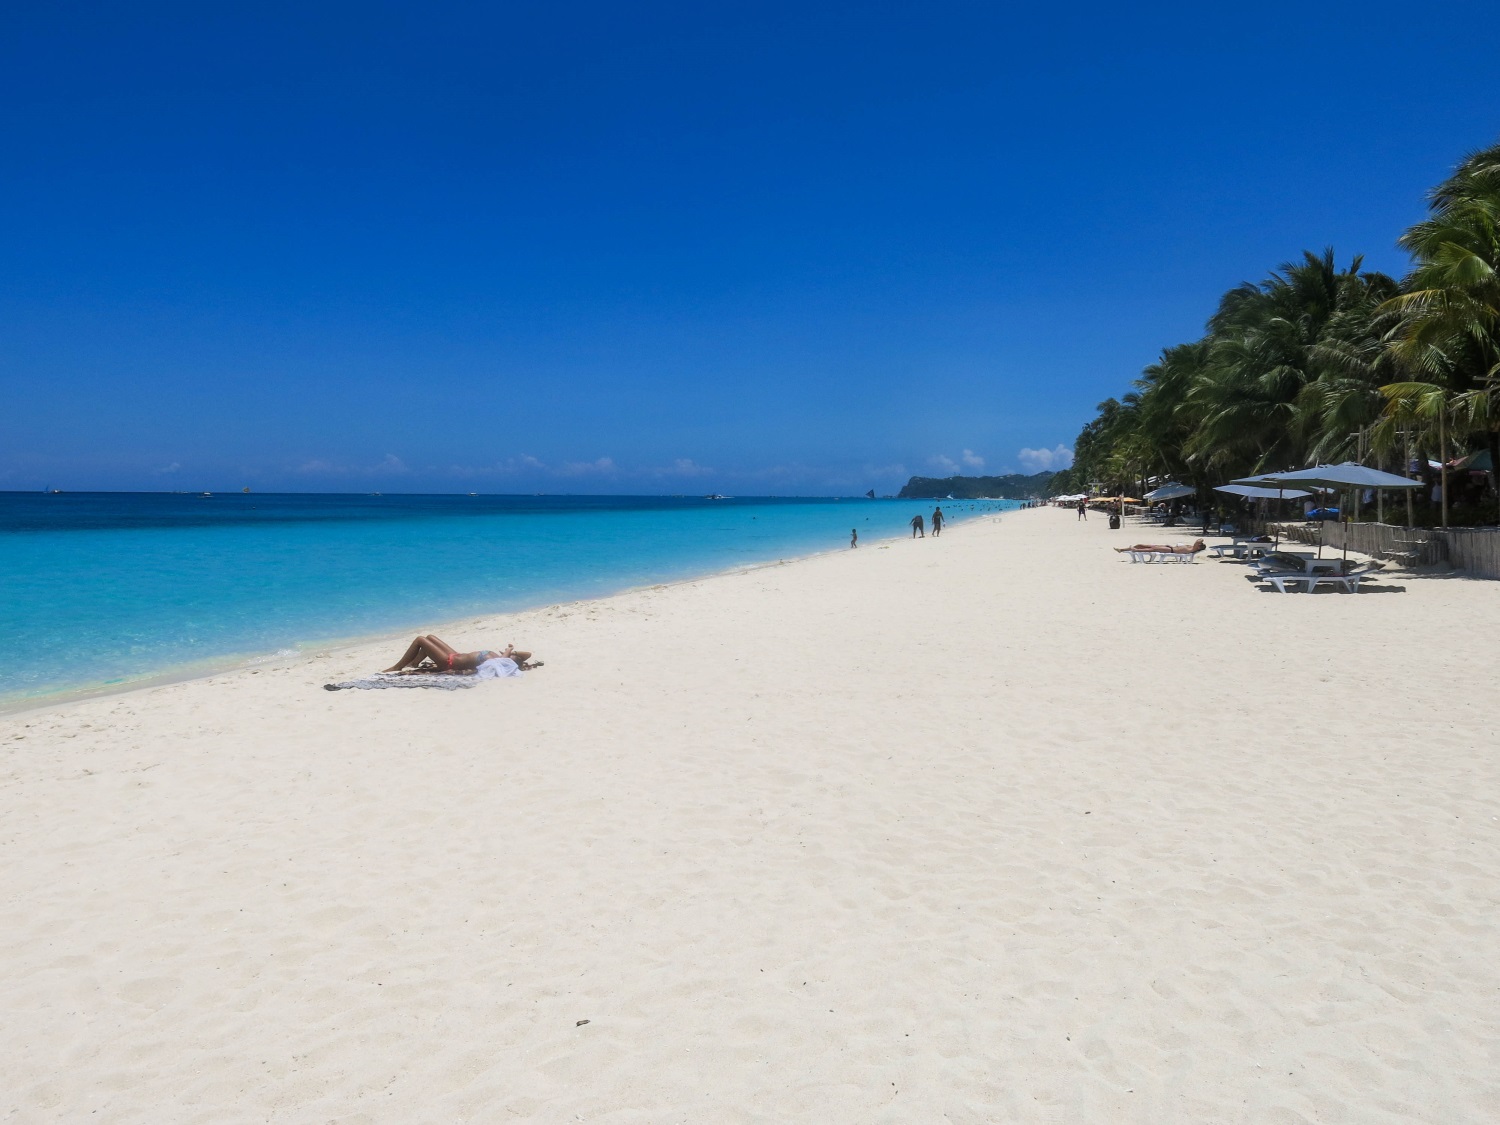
xmin=1209 ymin=539 xmax=1276 ymax=559
xmin=1260 ymin=561 xmax=1383 ymax=593
xmin=1122 ymin=547 xmax=1200 ymax=563
xmin=1261 ymin=572 xmax=1316 ymax=593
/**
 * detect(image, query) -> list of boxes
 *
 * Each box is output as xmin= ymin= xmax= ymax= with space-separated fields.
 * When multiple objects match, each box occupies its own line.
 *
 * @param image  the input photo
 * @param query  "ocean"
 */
xmin=0 ymin=492 xmax=1017 ymax=706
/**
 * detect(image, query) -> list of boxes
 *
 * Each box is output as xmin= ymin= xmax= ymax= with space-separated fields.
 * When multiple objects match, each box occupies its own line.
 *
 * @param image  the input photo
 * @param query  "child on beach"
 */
xmin=851 ymin=528 xmax=858 ymax=548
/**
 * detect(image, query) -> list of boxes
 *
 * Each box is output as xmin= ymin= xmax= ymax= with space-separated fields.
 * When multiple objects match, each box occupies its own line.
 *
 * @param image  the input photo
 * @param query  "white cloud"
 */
xmin=648 ymin=458 xmax=714 ymax=478
xmin=928 ymin=451 xmax=985 ymax=475
xmin=1017 ymin=444 xmax=1075 ymax=472
xmin=296 ymin=453 xmax=410 ymax=476
xmin=447 ymin=454 xmax=549 ymax=478
xmin=927 ymin=454 xmax=960 ymax=474
xmin=558 ymin=456 xmax=618 ymax=476
xmin=157 ymin=462 xmax=181 ymax=474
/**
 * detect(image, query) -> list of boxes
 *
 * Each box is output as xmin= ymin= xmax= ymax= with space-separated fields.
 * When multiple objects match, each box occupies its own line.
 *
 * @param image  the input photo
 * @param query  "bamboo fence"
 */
xmin=1268 ymin=521 xmax=1500 ymax=579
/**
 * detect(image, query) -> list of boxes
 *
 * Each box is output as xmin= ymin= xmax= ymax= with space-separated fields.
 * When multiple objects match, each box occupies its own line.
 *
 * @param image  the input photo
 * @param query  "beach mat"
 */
xmin=323 ymin=674 xmax=477 ymax=691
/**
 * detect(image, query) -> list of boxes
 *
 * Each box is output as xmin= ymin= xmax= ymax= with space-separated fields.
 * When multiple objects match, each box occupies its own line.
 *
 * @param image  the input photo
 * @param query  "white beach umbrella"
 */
xmin=1143 ymin=482 xmax=1195 ymax=502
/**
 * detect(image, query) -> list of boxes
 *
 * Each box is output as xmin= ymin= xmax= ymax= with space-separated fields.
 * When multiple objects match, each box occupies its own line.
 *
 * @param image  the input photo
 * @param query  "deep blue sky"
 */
xmin=3 ymin=2 xmax=1498 ymax=494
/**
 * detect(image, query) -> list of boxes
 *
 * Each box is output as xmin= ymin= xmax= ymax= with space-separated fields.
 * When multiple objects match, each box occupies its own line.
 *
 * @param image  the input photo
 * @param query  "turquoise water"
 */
xmin=0 ymin=493 xmax=1016 ymax=705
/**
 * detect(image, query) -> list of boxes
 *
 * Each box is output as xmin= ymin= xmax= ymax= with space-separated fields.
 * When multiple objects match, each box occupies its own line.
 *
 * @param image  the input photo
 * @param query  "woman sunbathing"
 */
xmin=1114 ymin=539 xmax=1206 ymax=555
xmin=383 ymin=635 xmax=538 ymax=673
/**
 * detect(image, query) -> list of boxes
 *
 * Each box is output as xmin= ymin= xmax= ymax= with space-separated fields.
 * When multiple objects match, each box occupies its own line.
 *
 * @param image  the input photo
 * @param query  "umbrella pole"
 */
xmin=1342 ymin=489 xmax=1350 ymax=568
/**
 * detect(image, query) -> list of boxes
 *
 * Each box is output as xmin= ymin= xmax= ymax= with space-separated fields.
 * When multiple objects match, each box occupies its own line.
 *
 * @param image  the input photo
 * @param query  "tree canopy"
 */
xmin=1049 ymin=140 xmax=1500 ymax=527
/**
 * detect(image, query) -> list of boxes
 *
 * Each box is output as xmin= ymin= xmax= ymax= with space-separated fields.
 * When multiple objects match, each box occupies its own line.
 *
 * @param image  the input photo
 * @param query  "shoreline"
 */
xmin=0 ymin=516 xmax=993 ymax=718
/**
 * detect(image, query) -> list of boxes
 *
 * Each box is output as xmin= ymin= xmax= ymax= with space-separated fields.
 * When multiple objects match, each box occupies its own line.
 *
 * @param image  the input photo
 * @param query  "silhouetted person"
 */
xmin=1077 ymin=499 xmax=1088 ymax=521
xmin=910 ymin=514 xmax=925 ymax=538
xmin=850 ymin=528 xmax=858 ymax=549
xmin=931 ymin=507 xmax=944 ymax=536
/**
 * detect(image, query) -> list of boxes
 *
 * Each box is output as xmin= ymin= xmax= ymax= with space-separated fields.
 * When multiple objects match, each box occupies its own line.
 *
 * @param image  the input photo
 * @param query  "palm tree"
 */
xmin=1376 ymin=381 xmax=1456 ymax=526
xmin=1382 ymin=141 xmax=1500 ymax=521
xmin=1301 ymin=268 xmax=1401 ymax=466
xmin=1184 ymin=249 xmax=1395 ymax=476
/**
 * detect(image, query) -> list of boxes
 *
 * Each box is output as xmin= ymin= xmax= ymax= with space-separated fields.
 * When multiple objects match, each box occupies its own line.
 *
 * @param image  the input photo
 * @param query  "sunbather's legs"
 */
xmin=384 ymin=636 xmax=454 ymax=672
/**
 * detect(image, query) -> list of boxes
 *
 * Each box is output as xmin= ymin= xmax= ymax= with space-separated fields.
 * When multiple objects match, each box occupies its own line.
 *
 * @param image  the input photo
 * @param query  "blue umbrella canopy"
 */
xmin=1233 ymin=463 xmax=1419 ymax=561
xmin=1214 ymin=484 xmax=1311 ymax=500
xmin=1232 ymin=463 xmax=1423 ymax=490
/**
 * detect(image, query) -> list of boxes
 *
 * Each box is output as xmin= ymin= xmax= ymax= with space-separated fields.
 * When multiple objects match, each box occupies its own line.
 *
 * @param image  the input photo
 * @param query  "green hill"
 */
xmin=896 ymin=472 xmax=1054 ymax=500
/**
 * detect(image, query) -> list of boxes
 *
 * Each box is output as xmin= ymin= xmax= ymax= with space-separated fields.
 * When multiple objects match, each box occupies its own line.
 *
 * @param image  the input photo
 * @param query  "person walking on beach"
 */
xmin=1077 ymin=499 xmax=1087 ymax=521
xmin=850 ymin=528 xmax=858 ymax=549
xmin=910 ymin=513 xmax=925 ymax=538
xmin=931 ymin=507 xmax=944 ymax=536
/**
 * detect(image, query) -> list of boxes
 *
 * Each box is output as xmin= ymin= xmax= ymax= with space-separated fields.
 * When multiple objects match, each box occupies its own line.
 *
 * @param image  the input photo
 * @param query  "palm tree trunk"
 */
xmin=1488 ymin=429 xmax=1500 ymax=526
xmin=1405 ymin=432 xmax=1415 ymax=528
xmin=1376 ymin=450 xmax=1385 ymax=524
xmin=1440 ymin=412 xmax=1449 ymax=529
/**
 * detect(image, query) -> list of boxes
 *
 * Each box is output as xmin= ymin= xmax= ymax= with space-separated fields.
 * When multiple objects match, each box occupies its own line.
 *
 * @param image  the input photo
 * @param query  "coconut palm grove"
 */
xmin=1048 ymin=141 xmax=1500 ymax=528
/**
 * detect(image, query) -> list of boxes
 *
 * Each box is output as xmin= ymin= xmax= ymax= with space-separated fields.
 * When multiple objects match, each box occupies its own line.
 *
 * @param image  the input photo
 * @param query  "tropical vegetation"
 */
xmin=897 ymin=472 xmax=1054 ymax=500
xmin=1049 ymin=140 xmax=1500 ymax=527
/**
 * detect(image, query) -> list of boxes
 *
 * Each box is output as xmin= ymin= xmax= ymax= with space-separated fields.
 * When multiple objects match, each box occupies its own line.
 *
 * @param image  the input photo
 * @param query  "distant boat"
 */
xmin=468 ymin=492 xmax=477 ymax=496
xmin=199 ymin=492 xmax=212 ymax=498
xmin=704 ymin=493 xmax=728 ymax=500
xmin=242 ymin=487 xmax=250 ymax=494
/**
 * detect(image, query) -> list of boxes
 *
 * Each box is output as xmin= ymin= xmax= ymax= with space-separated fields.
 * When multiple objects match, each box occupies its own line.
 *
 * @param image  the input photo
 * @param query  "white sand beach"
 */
xmin=2 ymin=507 xmax=1497 ymax=1123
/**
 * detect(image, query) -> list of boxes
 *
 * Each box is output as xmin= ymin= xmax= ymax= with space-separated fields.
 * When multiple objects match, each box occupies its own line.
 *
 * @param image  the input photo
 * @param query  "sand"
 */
xmin=2 ymin=508 xmax=1497 ymax=1123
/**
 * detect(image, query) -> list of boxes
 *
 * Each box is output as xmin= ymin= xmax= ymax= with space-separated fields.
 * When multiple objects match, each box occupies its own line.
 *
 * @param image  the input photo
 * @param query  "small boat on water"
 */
xmin=704 ymin=493 xmax=728 ymax=500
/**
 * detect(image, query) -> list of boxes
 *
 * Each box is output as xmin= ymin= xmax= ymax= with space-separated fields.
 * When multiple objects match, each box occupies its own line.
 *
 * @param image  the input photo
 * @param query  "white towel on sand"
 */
xmin=473 ymin=657 xmax=522 ymax=679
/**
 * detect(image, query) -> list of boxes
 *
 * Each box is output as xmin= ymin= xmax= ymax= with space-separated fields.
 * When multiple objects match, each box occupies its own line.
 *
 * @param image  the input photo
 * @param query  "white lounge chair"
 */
xmin=1120 ymin=544 xmax=1204 ymax=564
xmin=1261 ymin=561 xmax=1383 ymax=593
xmin=1262 ymin=572 xmax=1316 ymax=593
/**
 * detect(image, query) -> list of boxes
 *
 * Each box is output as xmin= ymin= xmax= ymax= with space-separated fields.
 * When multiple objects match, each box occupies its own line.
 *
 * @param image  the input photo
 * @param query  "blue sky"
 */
xmin=3 ymin=1 xmax=1499 ymax=494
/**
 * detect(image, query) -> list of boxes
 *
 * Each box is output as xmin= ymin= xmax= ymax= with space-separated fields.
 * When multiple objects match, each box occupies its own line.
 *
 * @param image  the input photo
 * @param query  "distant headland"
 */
xmin=896 ymin=472 xmax=1055 ymax=500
